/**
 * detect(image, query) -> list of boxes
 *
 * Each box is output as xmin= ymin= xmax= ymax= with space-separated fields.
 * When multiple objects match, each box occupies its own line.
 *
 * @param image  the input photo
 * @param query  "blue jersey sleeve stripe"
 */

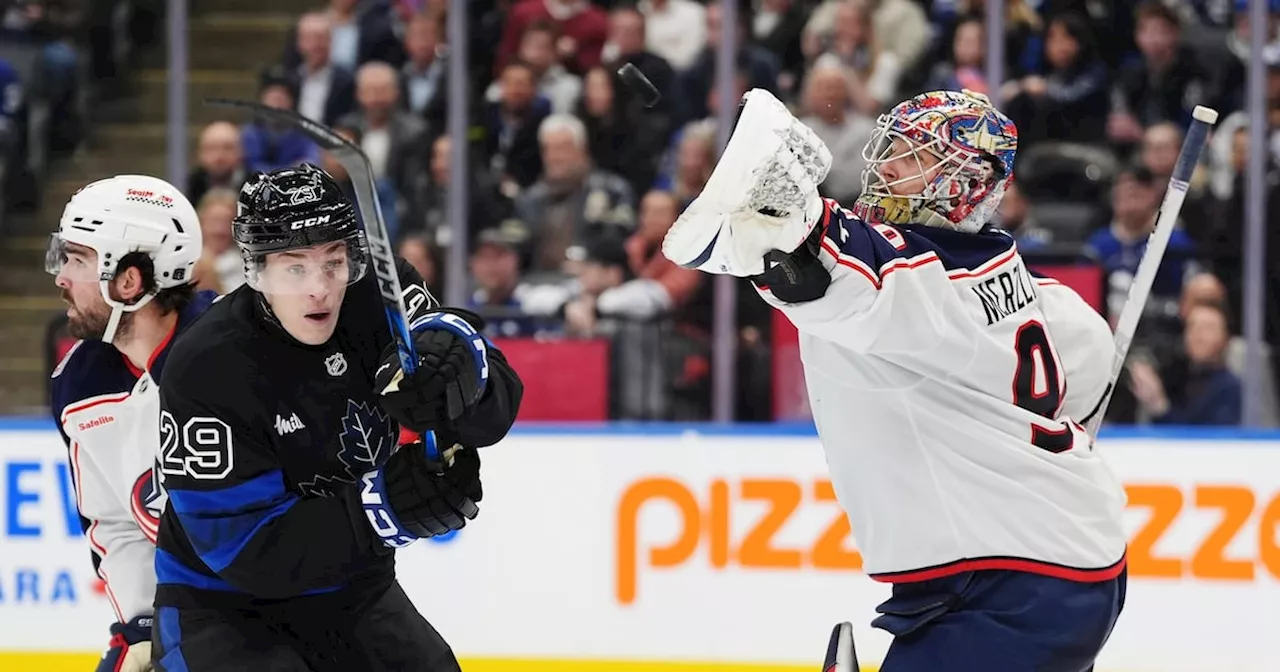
xmin=167 ymin=469 xmax=288 ymax=515
xmin=154 ymin=549 xmax=246 ymax=593
xmin=174 ymin=496 xmax=299 ymax=573
xmin=820 ymin=201 xmax=897 ymax=271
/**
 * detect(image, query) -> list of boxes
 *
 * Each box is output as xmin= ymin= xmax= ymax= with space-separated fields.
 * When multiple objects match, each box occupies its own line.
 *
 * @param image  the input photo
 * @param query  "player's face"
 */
xmin=877 ymin=136 xmax=943 ymax=197
xmin=260 ymin=242 xmax=351 ymax=345
xmin=52 ymin=242 xmax=113 ymax=339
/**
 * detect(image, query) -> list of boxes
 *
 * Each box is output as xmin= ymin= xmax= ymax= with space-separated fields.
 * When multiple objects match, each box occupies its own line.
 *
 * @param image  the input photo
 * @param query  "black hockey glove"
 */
xmin=358 ymin=435 xmax=482 ymax=547
xmin=377 ymin=308 xmax=490 ymax=433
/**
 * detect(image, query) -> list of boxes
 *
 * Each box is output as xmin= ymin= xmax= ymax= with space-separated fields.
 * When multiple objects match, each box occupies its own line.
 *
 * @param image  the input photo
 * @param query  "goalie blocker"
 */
xmin=151 ymin=165 xmax=522 ymax=671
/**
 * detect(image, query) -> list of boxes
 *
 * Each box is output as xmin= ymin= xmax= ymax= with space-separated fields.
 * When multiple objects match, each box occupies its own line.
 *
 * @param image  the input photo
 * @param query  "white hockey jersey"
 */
xmin=50 ymin=293 xmax=214 ymax=624
xmin=758 ymin=200 xmax=1127 ymax=583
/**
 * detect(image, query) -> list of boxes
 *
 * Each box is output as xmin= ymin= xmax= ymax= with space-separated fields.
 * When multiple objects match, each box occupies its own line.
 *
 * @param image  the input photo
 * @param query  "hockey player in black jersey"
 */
xmin=150 ymin=164 xmax=523 ymax=671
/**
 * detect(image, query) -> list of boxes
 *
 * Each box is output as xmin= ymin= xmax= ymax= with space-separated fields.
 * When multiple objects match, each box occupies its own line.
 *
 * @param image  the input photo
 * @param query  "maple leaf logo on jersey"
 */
xmin=298 ymin=399 xmax=396 ymax=497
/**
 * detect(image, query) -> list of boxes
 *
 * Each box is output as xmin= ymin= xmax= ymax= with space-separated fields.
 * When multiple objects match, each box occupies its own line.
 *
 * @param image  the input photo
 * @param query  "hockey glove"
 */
xmin=377 ymin=308 xmax=490 ymax=433
xmin=663 ymin=88 xmax=831 ymax=278
xmin=359 ymin=434 xmax=482 ymax=548
xmin=97 ymin=615 xmax=153 ymax=672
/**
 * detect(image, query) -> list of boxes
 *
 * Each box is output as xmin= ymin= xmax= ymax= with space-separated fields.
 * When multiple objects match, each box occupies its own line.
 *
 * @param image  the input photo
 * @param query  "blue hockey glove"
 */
xmin=377 ymin=308 xmax=490 ymax=433
xmin=97 ymin=615 xmax=152 ymax=672
xmin=359 ymin=433 xmax=482 ymax=548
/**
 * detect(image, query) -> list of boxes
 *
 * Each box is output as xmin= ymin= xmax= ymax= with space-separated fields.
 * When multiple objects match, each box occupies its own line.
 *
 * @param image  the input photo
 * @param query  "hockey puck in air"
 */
xmin=618 ymin=63 xmax=661 ymax=108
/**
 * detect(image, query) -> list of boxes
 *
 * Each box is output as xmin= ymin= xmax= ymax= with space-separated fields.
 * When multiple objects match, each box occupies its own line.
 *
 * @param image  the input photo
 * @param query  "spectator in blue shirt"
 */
xmin=1130 ymin=302 xmax=1242 ymax=425
xmin=239 ymin=68 xmax=321 ymax=174
xmin=0 ymin=57 xmax=20 ymax=146
xmin=1086 ymin=165 xmax=1197 ymax=323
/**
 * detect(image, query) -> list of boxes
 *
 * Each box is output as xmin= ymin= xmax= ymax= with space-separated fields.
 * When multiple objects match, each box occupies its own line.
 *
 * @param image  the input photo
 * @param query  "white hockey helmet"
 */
xmin=46 ymin=174 xmax=202 ymax=343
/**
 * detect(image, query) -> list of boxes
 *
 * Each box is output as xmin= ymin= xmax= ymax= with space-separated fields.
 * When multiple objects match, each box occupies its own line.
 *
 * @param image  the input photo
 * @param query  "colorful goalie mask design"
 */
xmin=855 ymin=89 xmax=1018 ymax=233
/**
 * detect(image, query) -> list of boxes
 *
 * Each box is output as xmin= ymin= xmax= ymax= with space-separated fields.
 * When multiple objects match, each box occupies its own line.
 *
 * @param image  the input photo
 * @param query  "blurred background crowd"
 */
xmin=0 ymin=0 xmax=1277 ymax=427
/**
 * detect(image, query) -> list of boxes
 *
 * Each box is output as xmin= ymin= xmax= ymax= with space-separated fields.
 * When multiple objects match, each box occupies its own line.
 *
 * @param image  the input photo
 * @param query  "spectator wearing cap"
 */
xmin=282 ymin=0 xmax=404 ymax=72
xmin=467 ymin=224 xmax=558 ymax=338
xmin=240 ymin=68 xmax=321 ymax=174
xmin=1086 ymin=166 xmax=1198 ymax=327
xmin=337 ymin=61 xmax=427 ymax=197
xmin=800 ymin=57 xmax=874 ymax=203
xmin=516 ymin=114 xmax=637 ymax=275
xmin=487 ymin=20 xmax=583 ymax=115
xmin=497 ymin=0 xmax=609 ymax=76
xmin=1108 ymin=1 xmax=1214 ymax=145
xmin=293 ymin=12 xmax=357 ymax=127
xmin=485 ymin=60 xmax=553 ymax=194
xmin=188 ymin=122 xmax=247 ymax=206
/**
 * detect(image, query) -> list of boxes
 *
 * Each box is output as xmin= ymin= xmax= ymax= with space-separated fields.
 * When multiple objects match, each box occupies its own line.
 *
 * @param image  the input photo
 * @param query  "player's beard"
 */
xmin=64 ymin=291 xmax=134 ymax=341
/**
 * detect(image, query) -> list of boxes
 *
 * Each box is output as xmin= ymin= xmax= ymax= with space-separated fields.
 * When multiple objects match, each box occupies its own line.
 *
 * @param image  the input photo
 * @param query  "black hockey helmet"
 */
xmin=233 ymin=163 xmax=369 ymax=293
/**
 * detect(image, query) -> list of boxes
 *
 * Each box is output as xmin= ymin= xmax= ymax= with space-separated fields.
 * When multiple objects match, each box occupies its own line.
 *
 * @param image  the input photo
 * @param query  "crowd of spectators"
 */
xmin=181 ymin=0 xmax=1280 ymax=424
xmin=0 ymin=0 xmax=159 ymax=218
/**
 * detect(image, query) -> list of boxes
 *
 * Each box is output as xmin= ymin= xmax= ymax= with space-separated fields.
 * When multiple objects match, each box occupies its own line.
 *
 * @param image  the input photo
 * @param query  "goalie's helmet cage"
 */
xmin=857 ymin=89 xmax=1018 ymax=233
xmin=233 ymin=163 xmax=370 ymax=292
xmin=46 ymin=174 xmax=202 ymax=344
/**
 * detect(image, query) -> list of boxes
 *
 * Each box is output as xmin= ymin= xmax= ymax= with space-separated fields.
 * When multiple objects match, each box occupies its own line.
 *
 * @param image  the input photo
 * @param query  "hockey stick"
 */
xmin=1082 ymin=105 xmax=1219 ymax=438
xmin=205 ymin=99 xmax=441 ymax=459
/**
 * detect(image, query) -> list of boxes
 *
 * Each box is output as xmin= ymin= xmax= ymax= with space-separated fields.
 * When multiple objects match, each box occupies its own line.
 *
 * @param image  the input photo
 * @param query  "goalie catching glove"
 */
xmin=377 ymin=308 xmax=490 ymax=433
xmin=359 ymin=433 xmax=482 ymax=547
xmin=662 ymin=88 xmax=833 ymax=301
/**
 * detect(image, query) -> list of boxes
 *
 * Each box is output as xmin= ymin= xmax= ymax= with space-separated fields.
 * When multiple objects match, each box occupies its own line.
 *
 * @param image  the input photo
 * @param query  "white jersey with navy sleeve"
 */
xmin=758 ymin=200 xmax=1127 ymax=582
xmin=49 ymin=293 xmax=215 ymax=623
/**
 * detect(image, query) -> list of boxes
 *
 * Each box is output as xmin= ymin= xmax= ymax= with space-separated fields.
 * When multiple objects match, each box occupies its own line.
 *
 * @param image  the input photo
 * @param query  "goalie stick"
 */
xmin=205 ymin=98 xmax=444 ymax=459
xmin=1082 ymin=105 xmax=1219 ymax=437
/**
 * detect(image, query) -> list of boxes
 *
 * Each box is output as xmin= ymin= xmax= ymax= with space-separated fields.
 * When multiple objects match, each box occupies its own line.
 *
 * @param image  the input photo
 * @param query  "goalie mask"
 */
xmin=856 ymin=89 xmax=1018 ymax=233
xmin=233 ymin=163 xmax=370 ymax=295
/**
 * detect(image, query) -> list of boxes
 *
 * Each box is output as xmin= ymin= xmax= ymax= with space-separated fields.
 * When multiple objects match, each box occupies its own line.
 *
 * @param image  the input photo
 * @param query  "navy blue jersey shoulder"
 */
xmin=821 ymin=202 xmax=1015 ymax=277
xmin=51 ymin=289 xmax=217 ymax=422
xmin=894 ymin=224 xmax=1016 ymax=272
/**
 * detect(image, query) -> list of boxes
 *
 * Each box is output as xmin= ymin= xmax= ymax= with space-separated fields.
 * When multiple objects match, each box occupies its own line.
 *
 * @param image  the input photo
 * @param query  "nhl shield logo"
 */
xmin=325 ymin=352 xmax=348 ymax=377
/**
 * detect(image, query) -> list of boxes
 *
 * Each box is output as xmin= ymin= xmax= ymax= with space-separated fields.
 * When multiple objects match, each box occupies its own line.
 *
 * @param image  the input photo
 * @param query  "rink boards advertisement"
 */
xmin=1 ymin=423 xmax=1279 ymax=672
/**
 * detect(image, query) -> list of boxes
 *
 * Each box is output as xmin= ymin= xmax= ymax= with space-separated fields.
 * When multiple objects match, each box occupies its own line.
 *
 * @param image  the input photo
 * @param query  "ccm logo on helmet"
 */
xmin=291 ymin=215 xmax=332 ymax=230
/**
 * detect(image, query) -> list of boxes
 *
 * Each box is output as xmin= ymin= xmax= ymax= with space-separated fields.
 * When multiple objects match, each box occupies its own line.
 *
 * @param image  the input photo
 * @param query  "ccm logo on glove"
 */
xmin=359 ymin=468 xmax=418 ymax=548
xmin=378 ymin=309 xmax=492 ymax=432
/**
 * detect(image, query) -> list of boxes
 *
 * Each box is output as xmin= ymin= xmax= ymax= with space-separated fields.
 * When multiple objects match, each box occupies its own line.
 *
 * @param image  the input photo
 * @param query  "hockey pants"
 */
xmin=151 ymin=581 xmax=461 ymax=672
xmin=871 ymin=567 xmax=1127 ymax=671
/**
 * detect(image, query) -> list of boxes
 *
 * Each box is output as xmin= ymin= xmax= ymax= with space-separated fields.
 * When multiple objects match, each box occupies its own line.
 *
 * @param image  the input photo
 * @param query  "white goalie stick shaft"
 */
xmin=1082 ymin=105 xmax=1219 ymax=438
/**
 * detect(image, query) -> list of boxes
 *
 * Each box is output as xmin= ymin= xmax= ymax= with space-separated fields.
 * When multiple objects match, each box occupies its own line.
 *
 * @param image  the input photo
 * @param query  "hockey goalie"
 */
xmin=664 ymin=89 xmax=1128 ymax=671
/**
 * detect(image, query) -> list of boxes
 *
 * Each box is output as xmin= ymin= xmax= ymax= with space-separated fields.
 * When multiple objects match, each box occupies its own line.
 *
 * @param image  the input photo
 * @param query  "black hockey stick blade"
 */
xmin=203 ymin=97 xmax=422 ymax=377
